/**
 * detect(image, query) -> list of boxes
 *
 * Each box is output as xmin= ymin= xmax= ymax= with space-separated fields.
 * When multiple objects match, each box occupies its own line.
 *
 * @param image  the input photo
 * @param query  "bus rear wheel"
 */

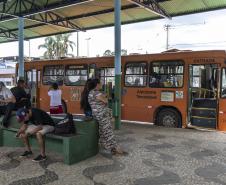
xmin=156 ymin=108 xmax=181 ymax=128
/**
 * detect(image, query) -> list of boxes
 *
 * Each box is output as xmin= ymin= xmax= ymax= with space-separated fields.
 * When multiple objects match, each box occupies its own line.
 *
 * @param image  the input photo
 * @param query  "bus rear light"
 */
xmin=219 ymin=111 xmax=224 ymax=114
xmin=121 ymin=104 xmax=124 ymax=107
xmin=147 ymin=106 xmax=152 ymax=109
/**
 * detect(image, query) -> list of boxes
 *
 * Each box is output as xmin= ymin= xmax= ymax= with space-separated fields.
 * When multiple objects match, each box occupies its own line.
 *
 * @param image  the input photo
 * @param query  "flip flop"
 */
xmin=112 ymin=149 xmax=128 ymax=156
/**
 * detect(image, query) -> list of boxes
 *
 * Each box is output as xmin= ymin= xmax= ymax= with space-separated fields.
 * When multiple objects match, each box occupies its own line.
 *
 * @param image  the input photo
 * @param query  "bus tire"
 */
xmin=156 ymin=108 xmax=181 ymax=128
xmin=61 ymin=99 xmax=68 ymax=113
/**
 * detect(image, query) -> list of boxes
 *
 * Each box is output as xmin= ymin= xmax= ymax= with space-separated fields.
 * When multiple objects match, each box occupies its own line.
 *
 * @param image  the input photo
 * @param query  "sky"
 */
xmin=0 ymin=8 xmax=226 ymax=58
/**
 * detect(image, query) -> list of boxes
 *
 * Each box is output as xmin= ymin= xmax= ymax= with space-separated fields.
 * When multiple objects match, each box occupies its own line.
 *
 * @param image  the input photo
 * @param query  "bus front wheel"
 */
xmin=156 ymin=108 xmax=181 ymax=128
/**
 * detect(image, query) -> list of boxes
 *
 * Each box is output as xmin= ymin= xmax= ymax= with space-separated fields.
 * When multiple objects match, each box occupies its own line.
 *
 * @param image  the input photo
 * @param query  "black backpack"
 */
xmin=54 ymin=113 xmax=76 ymax=135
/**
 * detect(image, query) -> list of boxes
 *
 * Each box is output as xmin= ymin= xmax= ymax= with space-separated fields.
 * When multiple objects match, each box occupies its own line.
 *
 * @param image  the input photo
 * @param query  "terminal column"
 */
xmin=114 ymin=0 xmax=121 ymax=130
xmin=18 ymin=17 xmax=24 ymax=78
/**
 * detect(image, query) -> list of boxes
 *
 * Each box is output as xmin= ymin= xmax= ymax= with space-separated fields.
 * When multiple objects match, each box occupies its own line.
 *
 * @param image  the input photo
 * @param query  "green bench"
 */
xmin=0 ymin=114 xmax=99 ymax=165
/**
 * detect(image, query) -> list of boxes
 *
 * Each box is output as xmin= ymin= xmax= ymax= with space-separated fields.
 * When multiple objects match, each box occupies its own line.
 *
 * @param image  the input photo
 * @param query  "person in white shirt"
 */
xmin=0 ymin=82 xmax=16 ymax=127
xmin=48 ymin=83 xmax=63 ymax=114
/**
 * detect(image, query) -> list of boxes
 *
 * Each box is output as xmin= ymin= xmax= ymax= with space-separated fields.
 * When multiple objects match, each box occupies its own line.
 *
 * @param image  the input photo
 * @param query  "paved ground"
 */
xmin=1 ymin=123 xmax=226 ymax=185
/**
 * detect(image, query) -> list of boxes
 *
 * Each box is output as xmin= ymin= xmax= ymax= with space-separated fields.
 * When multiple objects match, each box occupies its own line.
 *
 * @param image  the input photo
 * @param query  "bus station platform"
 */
xmin=1 ymin=123 xmax=226 ymax=185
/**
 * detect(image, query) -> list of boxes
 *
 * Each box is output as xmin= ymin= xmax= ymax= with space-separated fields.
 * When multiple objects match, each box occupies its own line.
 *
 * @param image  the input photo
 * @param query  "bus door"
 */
xmin=25 ymin=69 xmax=39 ymax=108
xmin=189 ymin=64 xmax=219 ymax=129
xmin=218 ymin=68 xmax=226 ymax=130
xmin=99 ymin=67 xmax=115 ymax=107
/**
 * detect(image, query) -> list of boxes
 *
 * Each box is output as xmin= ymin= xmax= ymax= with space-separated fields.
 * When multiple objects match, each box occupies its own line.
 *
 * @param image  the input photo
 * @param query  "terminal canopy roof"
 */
xmin=0 ymin=0 xmax=226 ymax=43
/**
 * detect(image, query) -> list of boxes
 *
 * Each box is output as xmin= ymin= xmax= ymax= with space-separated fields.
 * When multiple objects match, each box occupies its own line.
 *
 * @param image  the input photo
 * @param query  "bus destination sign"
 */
xmin=136 ymin=90 xmax=157 ymax=99
xmin=193 ymin=58 xmax=215 ymax=63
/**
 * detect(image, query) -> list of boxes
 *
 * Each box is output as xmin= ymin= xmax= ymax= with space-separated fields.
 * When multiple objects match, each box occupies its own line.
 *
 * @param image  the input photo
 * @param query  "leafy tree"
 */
xmin=121 ymin=49 xmax=127 ymax=56
xmin=103 ymin=49 xmax=127 ymax=56
xmin=38 ymin=37 xmax=55 ymax=59
xmin=38 ymin=33 xmax=75 ymax=59
xmin=103 ymin=49 xmax=113 ymax=56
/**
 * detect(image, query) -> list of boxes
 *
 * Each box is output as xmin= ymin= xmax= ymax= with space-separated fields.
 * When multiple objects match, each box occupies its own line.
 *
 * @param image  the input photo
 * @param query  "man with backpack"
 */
xmin=16 ymin=107 xmax=55 ymax=162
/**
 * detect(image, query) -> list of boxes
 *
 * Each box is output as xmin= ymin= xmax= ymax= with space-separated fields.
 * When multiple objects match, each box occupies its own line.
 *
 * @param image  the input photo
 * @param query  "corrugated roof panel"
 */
xmin=0 ymin=38 xmax=8 ymax=43
xmin=161 ymin=0 xmax=226 ymax=15
xmin=0 ymin=0 xmax=226 ymax=43
xmin=29 ymin=25 xmax=70 ymax=35
xmin=205 ymin=0 xmax=226 ymax=8
xmin=123 ymin=8 xmax=159 ymax=20
xmin=74 ymin=16 xmax=106 ymax=28
xmin=93 ymin=13 xmax=114 ymax=24
xmin=161 ymin=0 xmax=204 ymax=14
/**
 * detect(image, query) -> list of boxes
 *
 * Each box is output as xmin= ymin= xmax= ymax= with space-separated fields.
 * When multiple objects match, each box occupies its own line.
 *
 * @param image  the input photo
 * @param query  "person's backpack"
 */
xmin=54 ymin=113 xmax=76 ymax=135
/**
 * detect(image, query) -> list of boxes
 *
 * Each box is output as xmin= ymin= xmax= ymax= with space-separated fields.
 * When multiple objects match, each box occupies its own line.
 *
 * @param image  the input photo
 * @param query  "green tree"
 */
xmin=38 ymin=33 xmax=75 ymax=59
xmin=61 ymin=34 xmax=75 ymax=57
xmin=38 ymin=37 xmax=55 ymax=59
xmin=121 ymin=49 xmax=127 ymax=56
xmin=103 ymin=49 xmax=113 ymax=56
xmin=103 ymin=49 xmax=127 ymax=56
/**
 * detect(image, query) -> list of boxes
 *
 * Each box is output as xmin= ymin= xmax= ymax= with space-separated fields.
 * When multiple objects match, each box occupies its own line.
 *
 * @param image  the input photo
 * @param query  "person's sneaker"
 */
xmin=20 ymin=151 xmax=33 ymax=157
xmin=32 ymin=155 xmax=47 ymax=162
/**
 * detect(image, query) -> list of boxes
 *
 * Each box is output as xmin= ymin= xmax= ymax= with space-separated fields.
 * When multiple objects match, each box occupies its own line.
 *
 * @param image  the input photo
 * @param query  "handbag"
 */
xmin=54 ymin=113 xmax=76 ymax=135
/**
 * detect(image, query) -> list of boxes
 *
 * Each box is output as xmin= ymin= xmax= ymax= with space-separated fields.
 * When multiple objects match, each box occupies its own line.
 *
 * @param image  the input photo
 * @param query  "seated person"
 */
xmin=11 ymin=79 xmax=31 ymax=109
xmin=0 ymin=82 xmax=16 ymax=127
xmin=16 ymin=107 xmax=55 ymax=162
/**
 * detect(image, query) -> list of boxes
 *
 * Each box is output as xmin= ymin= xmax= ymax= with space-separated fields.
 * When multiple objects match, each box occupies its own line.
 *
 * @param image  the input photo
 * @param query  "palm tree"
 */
xmin=38 ymin=37 xmax=55 ymax=59
xmin=38 ymin=33 xmax=75 ymax=59
xmin=62 ymin=34 xmax=75 ymax=57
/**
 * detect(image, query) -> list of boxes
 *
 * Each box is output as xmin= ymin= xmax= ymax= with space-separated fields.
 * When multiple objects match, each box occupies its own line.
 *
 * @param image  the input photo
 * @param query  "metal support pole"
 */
xmin=29 ymin=39 xmax=31 ymax=59
xmin=86 ymin=37 xmax=91 ymax=57
xmin=18 ymin=17 xmax=24 ymax=78
xmin=114 ymin=0 xmax=121 ymax=130
xmin=77 ymin=32 xmax=79 ymax=57
xmin=165 ymin=24 xmax=170 ymax=50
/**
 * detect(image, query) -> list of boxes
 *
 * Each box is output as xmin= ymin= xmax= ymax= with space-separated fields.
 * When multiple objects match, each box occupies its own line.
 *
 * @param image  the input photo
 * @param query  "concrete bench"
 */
xmin=0 ymin=114 xmax=99 ymax=165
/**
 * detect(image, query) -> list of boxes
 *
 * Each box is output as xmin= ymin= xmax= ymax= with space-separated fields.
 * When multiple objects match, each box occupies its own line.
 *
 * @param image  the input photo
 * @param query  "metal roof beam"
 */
xmin=0 ymin=27 xmax=17 ymax=39
xmin=128 ymin=0 xmax=171 ymax=19
xmin=0 ymin=4 xmax=138 ymax=36
xmin=0 ymin=2 xmax=168 ymax=36
xmin=27 ymin=11 xmax=83 ymax=31
xmin=0 ymin=19 xmax=79 ymax=36
xmin=0 ymin=0 xmax=94 ymax=22
xmin=23 ymin=0 xmax=94 ymax=16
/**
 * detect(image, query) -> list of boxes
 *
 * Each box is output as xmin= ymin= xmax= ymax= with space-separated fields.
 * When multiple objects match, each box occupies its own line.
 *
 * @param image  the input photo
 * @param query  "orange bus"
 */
xmin=19 ymin=50 xmax=226 ymax=131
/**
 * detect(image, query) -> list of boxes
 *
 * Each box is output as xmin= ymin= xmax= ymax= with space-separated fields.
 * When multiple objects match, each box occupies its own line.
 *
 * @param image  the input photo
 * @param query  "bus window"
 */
xmin=100 ymin=68 xmax=115 ymax=87
xmin=42 ymin=65 xmax=64 ymax=85
xmin=191 ymin=65 xmax=205 ymax=87
xmin=125 ymin=62 xmax=147 ymax=87
xmin=89 ymin=63 xmax=96 ymax=78
xmin=149 ymin=61 xmax=184 ymax=88
xmin=221 ymin=68 xmax=226 ymax=98
xmin=64 ymin=65 xmax=88 ymax=86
